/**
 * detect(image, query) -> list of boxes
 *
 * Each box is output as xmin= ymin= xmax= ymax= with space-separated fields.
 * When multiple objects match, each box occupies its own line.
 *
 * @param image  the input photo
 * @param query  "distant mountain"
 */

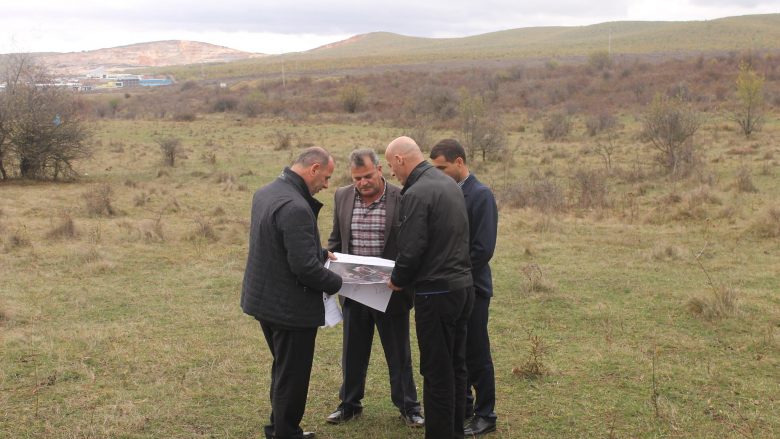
xmin=34 ymin=40 xmax=263 ymax=75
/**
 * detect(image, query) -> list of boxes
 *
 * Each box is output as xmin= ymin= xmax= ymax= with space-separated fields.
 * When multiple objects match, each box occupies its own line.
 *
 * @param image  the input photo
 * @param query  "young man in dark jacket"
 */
xmin=431 ymin=139 xmax=499 ymax=437
xmin=241 ymin=146 xmax=343 ymax=439
xmin=385 ymin=136 xmax=474 ymax=439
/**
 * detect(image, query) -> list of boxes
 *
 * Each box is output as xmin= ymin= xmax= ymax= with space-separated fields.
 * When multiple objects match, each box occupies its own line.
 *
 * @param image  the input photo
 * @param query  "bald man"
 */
xmin=385 ymin=137 xmax=474 ymax=439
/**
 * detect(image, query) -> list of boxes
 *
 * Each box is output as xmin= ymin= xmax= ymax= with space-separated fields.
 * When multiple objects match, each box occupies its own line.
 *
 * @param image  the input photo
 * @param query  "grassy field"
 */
xmin=1 ymin=114 xmax=779 ymax=438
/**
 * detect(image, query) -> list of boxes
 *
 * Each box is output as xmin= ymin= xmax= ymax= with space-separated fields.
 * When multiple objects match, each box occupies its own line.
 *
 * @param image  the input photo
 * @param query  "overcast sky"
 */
xmin=1 ymin=0 xmax=777 ymax=54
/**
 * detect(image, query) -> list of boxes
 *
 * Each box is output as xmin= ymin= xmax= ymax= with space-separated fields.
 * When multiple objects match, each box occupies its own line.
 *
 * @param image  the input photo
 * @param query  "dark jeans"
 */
xmin=259 ymin=319 xmax=317 ymax=439
xmin=339 ymin=298 xmax=421 ymax=415
xmin=465 ymin=294 xmax=497 ymax=420
xmin=414 ymin=287 xmax=474 ymax=439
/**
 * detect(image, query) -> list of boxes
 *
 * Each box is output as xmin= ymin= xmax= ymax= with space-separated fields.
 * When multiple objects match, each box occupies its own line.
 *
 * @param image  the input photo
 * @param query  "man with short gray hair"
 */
xmin=325 ymin=148 xmax=423 ymax=428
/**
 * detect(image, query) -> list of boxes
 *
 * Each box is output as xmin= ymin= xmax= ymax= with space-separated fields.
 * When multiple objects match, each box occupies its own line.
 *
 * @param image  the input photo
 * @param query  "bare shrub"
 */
xmin=520 ymin=263 xmax=555 ymax=293
xmin=46 ymin=212 xmax=78 ymax=240
xmin=340 ymin=84 xmax=365 ymax=113
xmin=651 ymin=244 xmax=685 ymax=261
xmin=133 ymin=191 xmax=150 ymax=207
xmin=139 ymin=218 xmax=165 ymax=242
xmin=543 ymin=113 xmax=571 ymax=141
xmin=188 ymin=216 xmax=218 ymax=242
xmin=640 ymin=94 xmax=701 ymax=176
xmin=4 ymin=226 xmax=32 ymax=251
xmin=735 ymin=166 xmax=758 ymax=193
xmin=571 ymin=168 xmax=610 ymax=209
xmin=747 ymin=206 xmax=780 ymax=238
xmin=687 ymin=286 xmax=739 ymax=320
xmin=173 ymin=112 xmax=196 ymax=122
xmin=156 ymin=137 xmax=181 ymax=167
xmin=273 ymin=129 xmax=298 ymax=151
xmin=212 ymin=97 xmax=238 ymax=113
xmin=500 ymin=178 xmax=566 ymax=213
xmin=83 ymin=184 xmax=116 ymax=217
xmin=512 ymin=333 xmax=549 ymax=379
xmin=585 ymin=112 xmax=618 ymax=137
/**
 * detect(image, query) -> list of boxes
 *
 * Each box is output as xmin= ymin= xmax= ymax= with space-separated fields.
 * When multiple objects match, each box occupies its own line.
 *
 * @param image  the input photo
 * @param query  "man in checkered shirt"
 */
xmin=325 ymin=149 xmax=424 ymax=428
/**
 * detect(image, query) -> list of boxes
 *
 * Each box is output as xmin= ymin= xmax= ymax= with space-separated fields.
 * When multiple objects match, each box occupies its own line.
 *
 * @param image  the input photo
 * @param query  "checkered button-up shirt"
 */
xmin=348 ymin=182 xmax=387 ymax=257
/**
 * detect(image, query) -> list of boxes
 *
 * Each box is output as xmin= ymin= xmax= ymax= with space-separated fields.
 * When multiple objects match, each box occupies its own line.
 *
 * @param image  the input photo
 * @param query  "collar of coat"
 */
xmin=401 ymin=161 xmax=433 ymax=195
xmin=280 ymin=167 xmax=323 ymax=217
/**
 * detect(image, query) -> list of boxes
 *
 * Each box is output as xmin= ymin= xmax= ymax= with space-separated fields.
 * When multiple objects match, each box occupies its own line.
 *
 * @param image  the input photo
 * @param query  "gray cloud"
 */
xmin=8 ymin=0 xmax=629 ymax=37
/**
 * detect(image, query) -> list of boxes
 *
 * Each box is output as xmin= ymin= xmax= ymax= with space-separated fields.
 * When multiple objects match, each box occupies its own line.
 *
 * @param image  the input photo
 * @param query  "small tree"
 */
xmin=731 ymin=61 xmax=765 ymax=138
xmin=640 ymin=94 xmax=701 ymax=176
xmin=1 ymin=53 xmax=91 ymax=180
xmin=459 ymin=92 xmax=507 ymax=161
xmin=156 ymin=137 xmax=181 ymax=167
xmin=340 ymin=84 xmax=365 ymax=113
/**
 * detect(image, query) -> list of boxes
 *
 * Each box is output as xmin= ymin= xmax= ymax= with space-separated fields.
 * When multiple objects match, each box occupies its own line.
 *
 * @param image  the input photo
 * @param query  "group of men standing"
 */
xmin=241 ymin=136 xmax=498 ymax=439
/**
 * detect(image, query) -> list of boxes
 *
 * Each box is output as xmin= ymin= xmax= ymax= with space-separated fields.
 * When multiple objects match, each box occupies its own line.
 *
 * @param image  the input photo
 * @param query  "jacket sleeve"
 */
xmin=278 ymin=202 xmax=343 ymax=294
xmin=327 ymin=190 xmax=342 ymax=253
xmin=469 ymin=187 xmax=498 ymax=271
xmin=391 ymin=191 xmax=428 ymax=288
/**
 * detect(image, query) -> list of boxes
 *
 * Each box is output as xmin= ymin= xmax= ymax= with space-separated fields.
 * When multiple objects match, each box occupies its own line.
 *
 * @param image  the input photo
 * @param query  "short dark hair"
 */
xmin=348 ymin=148 xmax=379 ymax=168
xmin=294 ymin=146 xmax=331 ymax=167
xmin=430 ymin=139 xmax=467 ymax=164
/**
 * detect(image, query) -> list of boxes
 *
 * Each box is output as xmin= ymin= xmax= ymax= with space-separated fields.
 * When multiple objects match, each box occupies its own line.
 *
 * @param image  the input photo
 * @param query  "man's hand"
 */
xmin=387 ymin=279 xmax=403 ymax=291
xmin=327 ymin=251 xmax=337 ymax=261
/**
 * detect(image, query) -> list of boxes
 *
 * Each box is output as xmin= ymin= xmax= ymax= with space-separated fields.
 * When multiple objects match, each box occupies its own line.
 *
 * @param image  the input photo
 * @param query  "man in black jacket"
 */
xmin=385 ymin=136 xmax=474 ymax=439
xmin=431 ymin=139 xmax=499 ymax=437
xmin=241 ymin=146 xmax=343 ymax=439
xmin=326 ymin=149 xmax=423 ymax=427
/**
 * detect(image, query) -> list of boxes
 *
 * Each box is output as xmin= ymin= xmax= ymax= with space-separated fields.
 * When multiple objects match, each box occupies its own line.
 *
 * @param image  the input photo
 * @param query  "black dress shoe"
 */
xmin=464 ymin=416 xmax=496 ymax=436
xmin=325 ymin=408 xmax=362 ymax=424
xmin=400 ymin=412 xmax=425 ymax=428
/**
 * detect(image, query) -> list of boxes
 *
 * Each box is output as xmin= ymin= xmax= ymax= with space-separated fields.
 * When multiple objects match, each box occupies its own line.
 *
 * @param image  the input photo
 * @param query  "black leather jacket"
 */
xmin=391 ymin=161 xmax=472 ymax=294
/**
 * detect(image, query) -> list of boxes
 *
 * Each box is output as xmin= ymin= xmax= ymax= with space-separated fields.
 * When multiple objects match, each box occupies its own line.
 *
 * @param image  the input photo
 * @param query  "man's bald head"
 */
xmin=385 ymin=136 xmax=425 ymax=186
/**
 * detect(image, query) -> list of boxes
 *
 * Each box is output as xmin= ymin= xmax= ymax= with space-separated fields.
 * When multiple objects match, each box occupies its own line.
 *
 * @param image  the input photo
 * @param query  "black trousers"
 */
xmin=259 ymin=319 xmax=317 ymax=439
xmin=339 ymin=298 xmax=421 ymax=415
xmin=465 ymin=294 xmax=497 ymax=420
xmin=414 ymin=287 xmax=474 ymax=439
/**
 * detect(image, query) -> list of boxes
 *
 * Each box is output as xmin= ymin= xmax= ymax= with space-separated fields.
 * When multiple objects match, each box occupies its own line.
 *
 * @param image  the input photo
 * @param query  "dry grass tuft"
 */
xmin=188 ymin=216 xmax=219 ymax=242
xmin=46 ymin=213 xmax=78 ymax=240
xmin=571 ymin=168 xmax=610 ymax=209
xmin=687 ymin=286 xmax=740 ymax=320
xmin=746 ymin=206 xmax=780 ymax=238
xmin=83 ymin=184 xmax=116 ymax=217
xmin=735 ymin=166 xmax=758 ymax=193
xmin=520 ymin=263 xmax=556 ymax=293
xmin=651 ymin=244 xmax=686 ymax=261
xmin=512 ymin=333 xmax=549 ymax=379
xmin=4 ymin=226 xmax=32 ymax=251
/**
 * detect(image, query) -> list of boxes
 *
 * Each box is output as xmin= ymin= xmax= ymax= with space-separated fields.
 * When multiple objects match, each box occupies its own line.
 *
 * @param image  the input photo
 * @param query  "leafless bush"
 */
xmin=543 ymin=113 xmax=571 ymax=141
xmin=212 ymin=97 xmax=238 ymax=113
xmin=520 ymin=263 xmax=555 ymax=294
xmin=4 ymin=226 xmax=32 ymax=251
xmin=83 ymin=184 xmax=116 ymax=217
xmin=156 ymin=137 xmax=181 ymax=167
xmin=188 ymin=216 xmax=219 ymax=242
xmin=640 ymin=94 xmax=701 ymax=176
xmin=735 ymin=166 xmax=758 ymax=193
xmin=571 ymin=168 xmax=610 ymax=209
xmin=585 ymin=112 xmax=618 ymax=137
xmin=512 ymin=332 xmax=549 ymax=379
xmin=46 ymin=212 xmax=78 ymax=239
xmin=340 ymin=84 xmax=365 ymax=113
xmin=747 ymin=206 xmax=780 ymax=238
xmin=173 ymin=112 xmax=196 ymax=122
xmin=500 ymin=178 xmax=566 ymax=213
xmin=273 ymin=129 xmax=298 ymax=151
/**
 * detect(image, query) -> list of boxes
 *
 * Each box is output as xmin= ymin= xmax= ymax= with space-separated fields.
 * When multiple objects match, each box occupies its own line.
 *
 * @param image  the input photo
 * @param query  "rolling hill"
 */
xmin=153 ymin=14 xmax=780 ymax=81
